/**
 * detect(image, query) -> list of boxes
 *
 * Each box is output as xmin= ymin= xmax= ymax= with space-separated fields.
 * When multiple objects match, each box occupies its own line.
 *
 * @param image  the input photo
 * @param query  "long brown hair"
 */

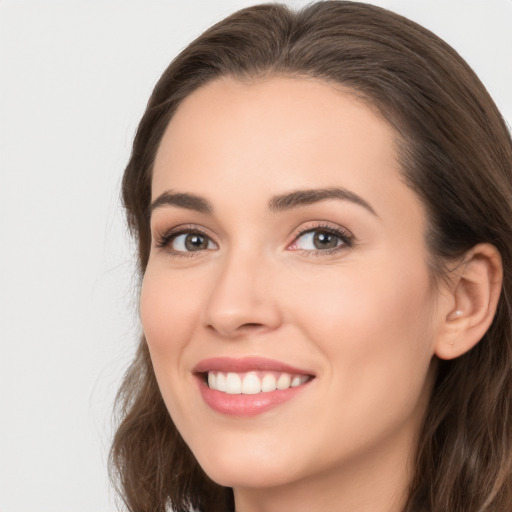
xmin=110 ymin=2 xmax=512 ymax=511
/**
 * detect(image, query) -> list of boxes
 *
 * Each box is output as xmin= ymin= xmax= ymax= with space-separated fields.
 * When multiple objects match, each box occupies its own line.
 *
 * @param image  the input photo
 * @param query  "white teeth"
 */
xmin=207 ymin=371 xmax=309 ymax=394
xmin=261 ymin=373 xmax=277 ymax=392
xmin=225 ymin=373 xmax=242 ymax=394
xmin=241 ymin=372 xmax=261 ymax=394
xmin=276 ymin=373 xmax=291 ymax=390
xmin=216 ymin=372 xmax=227 ymax=392
xmin=291 ymin=375 xmax=302 ymax=387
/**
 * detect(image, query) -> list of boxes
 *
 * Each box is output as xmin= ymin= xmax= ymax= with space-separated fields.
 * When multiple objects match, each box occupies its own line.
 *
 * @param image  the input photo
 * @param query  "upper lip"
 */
xmin=193 ymin=356 xmax=314 ymax=375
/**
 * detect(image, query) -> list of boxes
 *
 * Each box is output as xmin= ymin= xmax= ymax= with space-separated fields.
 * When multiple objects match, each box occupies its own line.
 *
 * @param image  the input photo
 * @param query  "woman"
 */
xmin=110 ymin=2 xmax=512 ymax=511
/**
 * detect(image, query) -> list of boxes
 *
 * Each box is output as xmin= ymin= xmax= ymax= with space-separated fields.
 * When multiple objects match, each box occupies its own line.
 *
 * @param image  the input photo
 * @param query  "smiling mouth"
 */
xmin=204 ymin=370 xmax=312 ymax=394
xmin=193 ymin=357 xmax=315 ymax=416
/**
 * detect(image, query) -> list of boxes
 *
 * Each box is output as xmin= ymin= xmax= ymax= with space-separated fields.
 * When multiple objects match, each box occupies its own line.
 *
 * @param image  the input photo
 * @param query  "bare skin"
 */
xmin=140 ymin=76 xmax=502 ymax=512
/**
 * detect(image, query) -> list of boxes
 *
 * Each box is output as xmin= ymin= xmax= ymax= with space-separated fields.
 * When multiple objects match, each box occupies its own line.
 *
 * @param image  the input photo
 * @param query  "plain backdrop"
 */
xmin=1 ymin=1 xmax=511 ymax=511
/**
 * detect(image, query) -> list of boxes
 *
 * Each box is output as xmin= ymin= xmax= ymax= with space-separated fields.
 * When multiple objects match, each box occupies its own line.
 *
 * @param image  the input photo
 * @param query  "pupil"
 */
xmin=313 ymin=231 xmax=337 ymax=249
xmin=185 ymin=233 xmax=207 ymax=251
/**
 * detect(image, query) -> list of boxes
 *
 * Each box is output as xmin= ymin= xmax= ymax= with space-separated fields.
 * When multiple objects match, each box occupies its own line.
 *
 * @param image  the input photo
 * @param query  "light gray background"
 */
xmin=1 ymin=1 xmax=511 ymax=511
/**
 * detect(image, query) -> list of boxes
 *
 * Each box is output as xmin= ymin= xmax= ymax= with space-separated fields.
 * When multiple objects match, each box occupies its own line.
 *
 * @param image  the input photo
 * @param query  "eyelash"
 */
xmin=290 ymin=224 xmax=354 ymax=256
xmin=155 ymin=224 xmax=211 ymax=258
xmin=154 ymin=223 xmax=354 ymax=258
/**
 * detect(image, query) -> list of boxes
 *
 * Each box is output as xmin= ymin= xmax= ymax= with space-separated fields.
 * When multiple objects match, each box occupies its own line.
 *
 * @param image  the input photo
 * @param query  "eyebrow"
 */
xmin=149 ymin=187 xmax=377 ymax=217
xmin=268 ymin=187 xmax=377 ymax=216
xmin=150 ymin=191 xmax=213 ymax=215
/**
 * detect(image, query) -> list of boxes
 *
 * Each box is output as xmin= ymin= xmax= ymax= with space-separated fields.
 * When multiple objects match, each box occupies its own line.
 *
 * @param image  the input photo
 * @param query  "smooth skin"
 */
xmin=140 ymin=77 xmax=502 ymax=512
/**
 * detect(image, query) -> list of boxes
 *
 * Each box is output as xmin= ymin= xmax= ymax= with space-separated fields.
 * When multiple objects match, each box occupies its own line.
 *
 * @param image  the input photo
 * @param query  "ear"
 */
xmin=435 ymin=243 xmax=503 ymax=360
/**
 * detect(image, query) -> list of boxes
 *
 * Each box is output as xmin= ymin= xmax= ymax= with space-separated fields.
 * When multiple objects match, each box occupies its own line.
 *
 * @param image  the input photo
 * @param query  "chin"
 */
xmin=191 ymin=439 xmax=301 ymax=489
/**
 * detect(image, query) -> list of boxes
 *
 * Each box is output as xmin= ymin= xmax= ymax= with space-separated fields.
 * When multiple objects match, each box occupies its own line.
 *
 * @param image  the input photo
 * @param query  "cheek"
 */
xmin=139 ymin=263 xmax=210 ymax=432
xmin=289 ymin=257 xmax=435 ymax=346
xmin=285 ymin=256 xmax=436 ymax=409
xmin=139 ymin=265 xmax=198 ymax=367
xmin=296 ymin=267 xmax=435 ymax=460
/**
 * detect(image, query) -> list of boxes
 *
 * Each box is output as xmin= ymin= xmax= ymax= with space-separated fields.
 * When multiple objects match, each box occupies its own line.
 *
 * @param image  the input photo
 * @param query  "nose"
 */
xmin=202 ymin=250 xmax=282 ymax=339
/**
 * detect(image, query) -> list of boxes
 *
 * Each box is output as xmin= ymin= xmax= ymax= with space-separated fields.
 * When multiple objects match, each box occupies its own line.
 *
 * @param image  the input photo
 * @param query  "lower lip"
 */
xmin=197 ymin=377 xmax=312 ymax=417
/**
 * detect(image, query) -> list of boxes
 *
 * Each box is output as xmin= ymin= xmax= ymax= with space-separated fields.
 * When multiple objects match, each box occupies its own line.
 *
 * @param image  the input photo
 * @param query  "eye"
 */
xmin=288 ymin=225 xmax=353 ymax=254
xmin=171 ymin=232 xmax=215 ymax=252
xmin=155 ymin=226 xmax=217 ymax=256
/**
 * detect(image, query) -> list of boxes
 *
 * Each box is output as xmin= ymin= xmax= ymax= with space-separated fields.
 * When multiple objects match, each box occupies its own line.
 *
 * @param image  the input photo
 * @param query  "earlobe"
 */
xmin=435 ymin=243 xmax=503 ymax=360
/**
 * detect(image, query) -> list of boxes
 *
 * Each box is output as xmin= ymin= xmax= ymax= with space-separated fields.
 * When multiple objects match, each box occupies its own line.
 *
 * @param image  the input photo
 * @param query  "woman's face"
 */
xmin=141 ymin=77 xmax=448 ymax=492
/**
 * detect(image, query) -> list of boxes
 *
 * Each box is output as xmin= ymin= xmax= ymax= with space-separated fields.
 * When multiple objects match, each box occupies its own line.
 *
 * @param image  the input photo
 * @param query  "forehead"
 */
xmin=153 ymin=77 xmax=397 ymax=187
xmin=152 ymin=76 xmax=423 ymax=228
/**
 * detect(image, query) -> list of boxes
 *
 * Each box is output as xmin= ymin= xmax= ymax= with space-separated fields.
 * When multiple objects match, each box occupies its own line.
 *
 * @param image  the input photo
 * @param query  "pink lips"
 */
xmin=194 ymin=356 xmax=312 ymax=375
xmin=194 ymin=357 xmax=314 ymax=417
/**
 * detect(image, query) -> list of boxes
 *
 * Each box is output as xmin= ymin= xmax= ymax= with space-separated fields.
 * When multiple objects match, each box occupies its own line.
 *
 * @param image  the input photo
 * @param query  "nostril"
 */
xmin=207 ymin=321 xmax=267 ymax=338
